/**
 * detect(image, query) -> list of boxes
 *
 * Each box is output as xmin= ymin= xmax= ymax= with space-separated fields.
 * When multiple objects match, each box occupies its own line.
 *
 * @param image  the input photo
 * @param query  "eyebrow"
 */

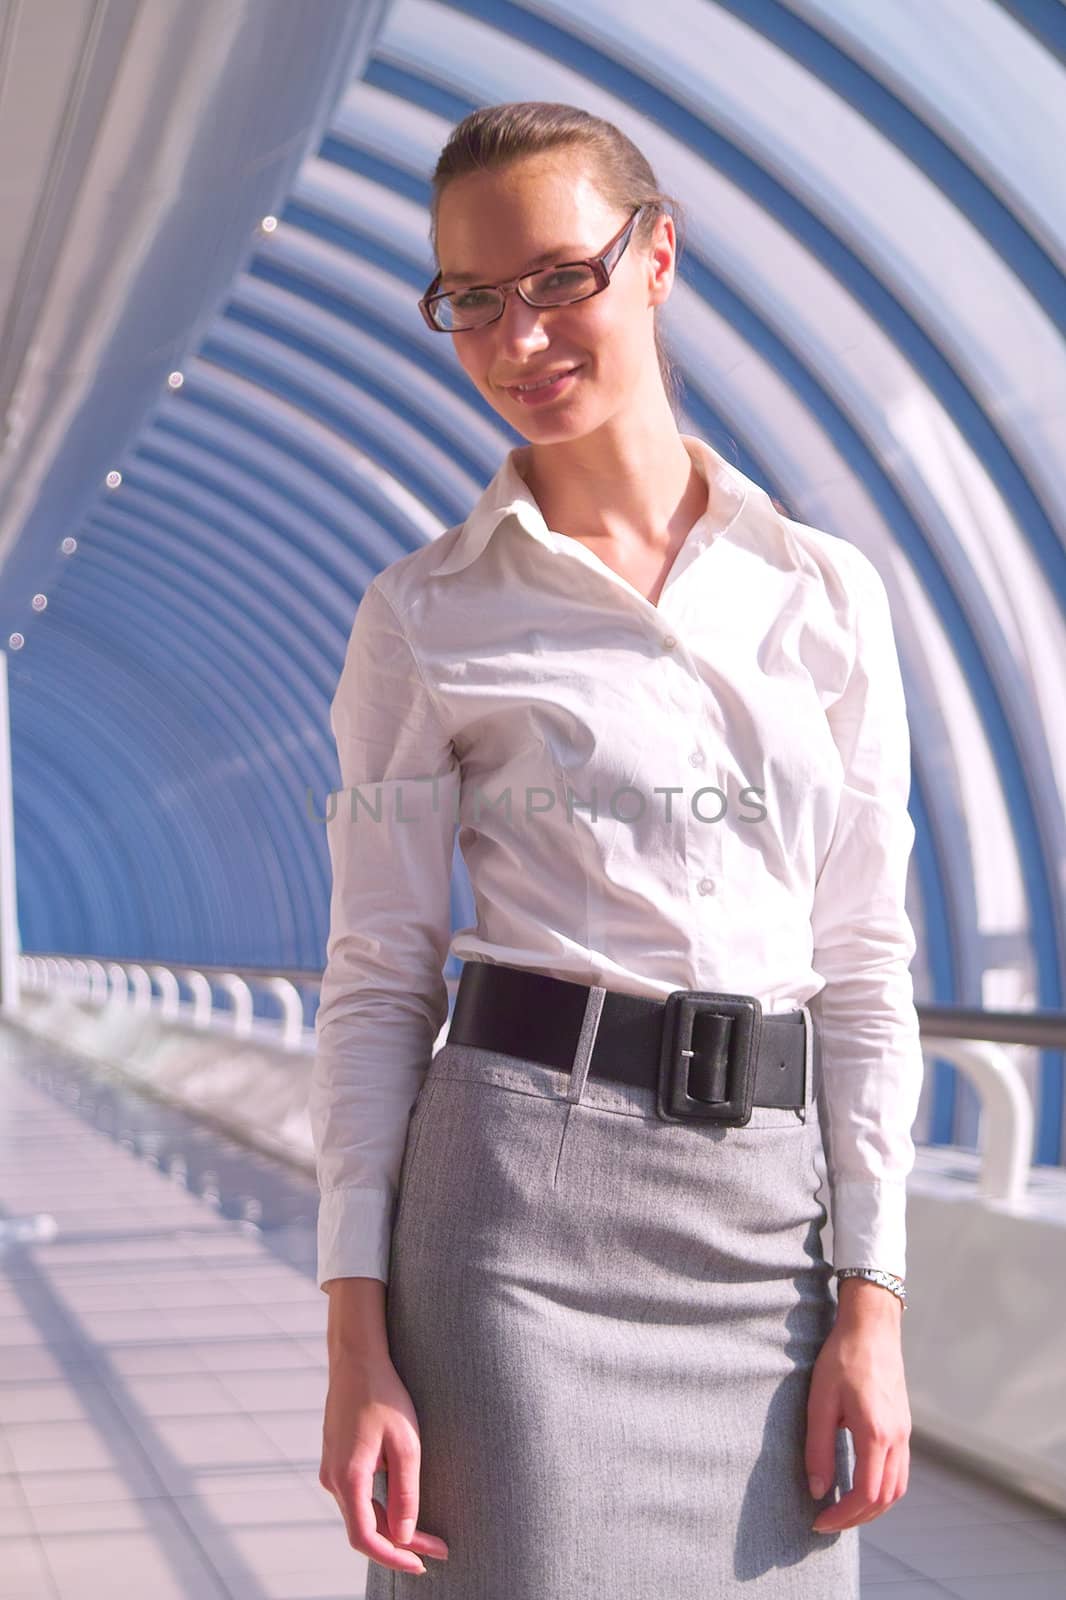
xmin=439 ymin=246 xmax=587 ymax=287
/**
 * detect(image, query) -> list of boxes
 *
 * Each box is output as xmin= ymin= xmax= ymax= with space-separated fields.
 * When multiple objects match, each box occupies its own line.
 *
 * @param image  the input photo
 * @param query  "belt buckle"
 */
xmin=657 ymin=991 xmax=762 ymax=1125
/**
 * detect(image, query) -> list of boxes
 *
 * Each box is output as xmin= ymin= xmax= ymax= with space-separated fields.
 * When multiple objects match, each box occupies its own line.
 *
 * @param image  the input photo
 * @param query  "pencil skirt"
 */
xmin=367 ymin=1013 xmax=860 ymax=1599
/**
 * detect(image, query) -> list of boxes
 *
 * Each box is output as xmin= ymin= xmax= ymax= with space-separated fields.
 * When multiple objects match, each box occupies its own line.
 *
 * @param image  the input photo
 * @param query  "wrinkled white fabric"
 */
xmin=310 ymin=434 xmax=924 ymax=1288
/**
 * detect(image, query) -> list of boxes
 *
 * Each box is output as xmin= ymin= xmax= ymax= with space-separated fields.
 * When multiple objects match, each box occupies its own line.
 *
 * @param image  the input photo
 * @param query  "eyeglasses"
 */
xmin=419 ymin=205 xmax=650 ymax=333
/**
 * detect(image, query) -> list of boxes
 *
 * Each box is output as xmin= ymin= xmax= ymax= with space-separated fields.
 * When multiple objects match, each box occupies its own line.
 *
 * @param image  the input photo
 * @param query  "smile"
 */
xmin=506 ymin=366 xmax=583 ymax=403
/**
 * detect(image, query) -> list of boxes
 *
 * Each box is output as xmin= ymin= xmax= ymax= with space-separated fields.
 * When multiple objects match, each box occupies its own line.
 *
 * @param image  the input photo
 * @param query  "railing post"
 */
xmin=0 ymin=653 xmax=20 ymax=1015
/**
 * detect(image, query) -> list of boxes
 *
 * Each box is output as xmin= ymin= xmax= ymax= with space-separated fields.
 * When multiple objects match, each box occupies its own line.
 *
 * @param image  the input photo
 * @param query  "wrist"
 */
xmin=325 ymin=1275 xmax=391 ymax=1367
xmin=834 ymin=1273 xmax=906 ymax=1323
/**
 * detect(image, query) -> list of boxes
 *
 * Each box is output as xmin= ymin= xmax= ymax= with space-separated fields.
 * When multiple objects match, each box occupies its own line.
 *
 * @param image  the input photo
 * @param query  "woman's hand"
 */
xmin=319 ymin=1353 xmax=450 ymax=1576
xmin=804 ymin=1281 xmax=911 ymax=1533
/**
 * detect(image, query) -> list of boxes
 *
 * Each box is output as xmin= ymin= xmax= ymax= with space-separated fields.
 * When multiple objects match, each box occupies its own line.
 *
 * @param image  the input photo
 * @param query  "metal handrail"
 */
xmin=914 ymin=1005 xmax=1066 ymax=1049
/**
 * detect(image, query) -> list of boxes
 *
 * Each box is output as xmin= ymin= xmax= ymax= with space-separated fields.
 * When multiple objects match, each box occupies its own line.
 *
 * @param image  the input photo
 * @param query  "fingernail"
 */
xmin=398 ymin=1521 xmax=414 ymax=1544
xmin=808 ymin=1477 xmax=827 ymax=1499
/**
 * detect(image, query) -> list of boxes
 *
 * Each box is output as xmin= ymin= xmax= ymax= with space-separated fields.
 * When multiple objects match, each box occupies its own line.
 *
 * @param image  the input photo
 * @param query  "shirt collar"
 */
xmin=430 ymin=434 xmax=751 ymax=580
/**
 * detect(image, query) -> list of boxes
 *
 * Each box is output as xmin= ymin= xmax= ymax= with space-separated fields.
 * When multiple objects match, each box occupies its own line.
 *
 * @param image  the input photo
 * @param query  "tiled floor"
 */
xmin=2 ymin=1030 xmax=1064 ymax=1599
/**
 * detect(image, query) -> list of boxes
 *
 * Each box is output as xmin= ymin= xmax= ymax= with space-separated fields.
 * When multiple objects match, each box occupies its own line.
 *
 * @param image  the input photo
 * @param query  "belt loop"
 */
xmin=797 ymin=1003 xmax=815 ymax=1122
xmin=567 ymin=985 xmax=606 ymax=1104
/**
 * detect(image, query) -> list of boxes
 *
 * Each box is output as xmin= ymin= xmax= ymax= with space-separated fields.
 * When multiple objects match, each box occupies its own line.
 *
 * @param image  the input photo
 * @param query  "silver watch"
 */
xmin=835 ymin=1266 xmax=907 ymax=1311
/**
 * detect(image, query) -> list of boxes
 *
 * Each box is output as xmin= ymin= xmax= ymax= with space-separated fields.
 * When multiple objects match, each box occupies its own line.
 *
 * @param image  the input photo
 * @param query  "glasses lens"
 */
xmin=433 ymin=288 xmax=504 ymax=331
xmin=526 ymin=264 xmax=598 ymax=304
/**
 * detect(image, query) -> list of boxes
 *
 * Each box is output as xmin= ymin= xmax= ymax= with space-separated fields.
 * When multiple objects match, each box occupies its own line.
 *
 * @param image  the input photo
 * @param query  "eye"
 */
xmin=539 ymin=268 xmax=587 ymax=291
xmin=454 ymin=289 xmax=495 ymax=310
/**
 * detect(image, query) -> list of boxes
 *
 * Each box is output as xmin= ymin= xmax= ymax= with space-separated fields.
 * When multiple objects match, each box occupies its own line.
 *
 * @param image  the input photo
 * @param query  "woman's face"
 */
xmin=434 ymin=154 xmax=673 ymax=443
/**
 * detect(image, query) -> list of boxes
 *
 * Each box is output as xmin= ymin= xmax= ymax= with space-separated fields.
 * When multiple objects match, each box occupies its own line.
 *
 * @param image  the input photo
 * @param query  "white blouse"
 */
xmin=310 ymin=434 xmax=925 ymax=1290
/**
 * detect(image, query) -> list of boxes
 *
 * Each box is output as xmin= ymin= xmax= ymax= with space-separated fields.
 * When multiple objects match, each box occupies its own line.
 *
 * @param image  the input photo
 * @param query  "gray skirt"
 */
xmin=368 ymin=1011 xmax=860 ymax=1599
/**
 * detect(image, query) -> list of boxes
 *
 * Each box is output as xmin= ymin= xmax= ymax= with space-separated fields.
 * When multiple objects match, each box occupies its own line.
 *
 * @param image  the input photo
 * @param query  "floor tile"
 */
xmin=249 ymin=1408 xmax=324 ymax=1464
xmin=106 ymin=1370 xmax=239 ymax=1420
xmin=35 ymin=1497 xmax=229 ymax=1600
xmin=126 ymin=1412 xmax=287 ymax=1480
xmin=859 ymin=1585 xmax=958 ymax=1599
xmin=0 ymin=1380 xmax=109 ymax=1426
xmin=0 ymin=1502 xmax=36 ymax=1537
xmin=0 ymin=1534 xmax=58 ymax=1599
xmin=940 ymin=1577 xmax=1066 ymax=1600
xmin=862 ymin=1519 xmax=1066 ymax=1581
xmin=17 ymin=1468 xmax=166 ymax=1509
xmin=860 ymin=1542 xmax=926 ymax=1582
xmin=101 ymin=1342 xmax=206 ymax=1377
xmin=212 ymin=1367 xmax=327 ymax=1413
xmin=2 ymin=1418 xmax=147 ymax=1478
xmin=0 ymin=1347 xmax=101 ymax=1382
xmin=195 ymin=1337 xmax=320 ymax=1373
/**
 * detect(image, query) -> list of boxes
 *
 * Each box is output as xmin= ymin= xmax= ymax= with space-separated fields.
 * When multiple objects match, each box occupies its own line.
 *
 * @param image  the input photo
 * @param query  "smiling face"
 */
xmin=434 ymin=151 xmax=675 ymax=444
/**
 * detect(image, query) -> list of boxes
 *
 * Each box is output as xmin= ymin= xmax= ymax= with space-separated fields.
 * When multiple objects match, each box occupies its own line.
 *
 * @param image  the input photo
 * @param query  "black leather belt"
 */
xmin=446 ymin=961 xmax=813 ymax=1126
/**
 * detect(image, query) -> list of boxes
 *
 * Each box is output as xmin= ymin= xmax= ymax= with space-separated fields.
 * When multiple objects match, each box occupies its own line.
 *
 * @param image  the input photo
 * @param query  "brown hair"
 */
xmin=428 ymin=101 xmax=687 ymax=419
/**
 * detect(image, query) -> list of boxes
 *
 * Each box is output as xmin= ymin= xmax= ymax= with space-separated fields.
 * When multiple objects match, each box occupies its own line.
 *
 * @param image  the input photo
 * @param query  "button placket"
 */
xmin=650 ymin=629 xmax=725 ymax=951
xmin=686 ymin=658 xmax=728 ymax=975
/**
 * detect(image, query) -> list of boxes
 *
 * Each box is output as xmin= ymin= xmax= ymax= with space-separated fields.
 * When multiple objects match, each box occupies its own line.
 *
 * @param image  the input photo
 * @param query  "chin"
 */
xmin=506 ymin=399 xmax=596 ymax=442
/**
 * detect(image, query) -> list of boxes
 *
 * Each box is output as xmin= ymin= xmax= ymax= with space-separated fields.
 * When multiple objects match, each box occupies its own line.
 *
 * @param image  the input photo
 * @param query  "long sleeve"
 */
xmin=807 ymin=546 xmax=925 ymax=1282
xmin=309 ymin=578 xmax=459 ymax=1290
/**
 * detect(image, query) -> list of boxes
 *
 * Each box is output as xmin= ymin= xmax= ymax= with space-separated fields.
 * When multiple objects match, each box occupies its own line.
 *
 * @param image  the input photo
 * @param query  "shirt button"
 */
xmin=697 ymin=877 xmax=717 ymax=896
xmin=661 ymin=635 xmax=677 ymax=651
xmin=688 ymin=750 xmax=701 ymax=767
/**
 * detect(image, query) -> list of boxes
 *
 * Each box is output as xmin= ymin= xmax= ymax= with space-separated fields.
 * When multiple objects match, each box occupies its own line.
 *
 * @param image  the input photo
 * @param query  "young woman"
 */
xmin=313 ymin=102 xmax=922 ymax=1598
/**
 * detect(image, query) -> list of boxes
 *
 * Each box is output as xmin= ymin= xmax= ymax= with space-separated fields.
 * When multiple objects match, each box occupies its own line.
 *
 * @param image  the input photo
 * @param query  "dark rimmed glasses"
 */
xmin=418 ymin=204 xmax=651 ymax=333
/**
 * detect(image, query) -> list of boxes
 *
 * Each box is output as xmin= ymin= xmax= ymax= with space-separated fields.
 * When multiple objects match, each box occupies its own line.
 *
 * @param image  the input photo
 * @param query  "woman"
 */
xmin=313 ymin=102 xmax=922 ymax=1598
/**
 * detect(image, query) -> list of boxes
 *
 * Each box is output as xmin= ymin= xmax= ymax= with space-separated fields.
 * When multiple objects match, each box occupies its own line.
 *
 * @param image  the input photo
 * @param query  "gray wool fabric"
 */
xmin=366 ymin=999 xmax=860 ymax=1599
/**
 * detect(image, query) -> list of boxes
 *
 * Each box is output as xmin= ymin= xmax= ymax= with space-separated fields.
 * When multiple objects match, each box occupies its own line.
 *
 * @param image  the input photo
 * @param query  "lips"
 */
xmin=504 ymin=365 xmax=581 ymax=394
xmin=499 ymin=366 xmax=582 ymax=406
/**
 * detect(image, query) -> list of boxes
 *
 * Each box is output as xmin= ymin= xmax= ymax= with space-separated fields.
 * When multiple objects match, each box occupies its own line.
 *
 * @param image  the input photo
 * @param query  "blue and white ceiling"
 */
xmin=0 ymin=0 xmax=1063 ymax=1152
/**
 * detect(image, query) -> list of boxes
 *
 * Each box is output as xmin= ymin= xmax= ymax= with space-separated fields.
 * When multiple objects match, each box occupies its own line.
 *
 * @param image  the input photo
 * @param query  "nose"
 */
xmin=493 ymin=286 xmax=551 ymax=355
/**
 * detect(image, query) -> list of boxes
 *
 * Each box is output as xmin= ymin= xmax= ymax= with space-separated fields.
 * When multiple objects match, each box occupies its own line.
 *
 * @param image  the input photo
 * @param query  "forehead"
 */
xmin=436 ymin=159 xmax=614 ymax=286
xmin=439 ymin=238 xmax=593 ymax=287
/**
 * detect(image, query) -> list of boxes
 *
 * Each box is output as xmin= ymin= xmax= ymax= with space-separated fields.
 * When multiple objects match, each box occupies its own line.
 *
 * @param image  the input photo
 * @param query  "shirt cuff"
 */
xmin=828 ymin=1177 xmax=909 ymax=1281
xmin=316 ymin=1185 xmax=395 ymax=1291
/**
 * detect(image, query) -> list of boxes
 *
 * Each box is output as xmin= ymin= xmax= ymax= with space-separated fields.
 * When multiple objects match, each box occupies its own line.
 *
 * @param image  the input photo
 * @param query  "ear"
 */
xmin=646 ymin=211 xmax=675 ymax=308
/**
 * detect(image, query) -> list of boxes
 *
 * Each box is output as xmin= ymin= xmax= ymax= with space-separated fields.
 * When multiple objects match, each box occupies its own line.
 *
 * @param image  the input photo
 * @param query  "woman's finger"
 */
xmin=332 ymin=1463 xmax=428 ymax=1575
xmin=813 ymin=1429 xmax=888 ymax=1532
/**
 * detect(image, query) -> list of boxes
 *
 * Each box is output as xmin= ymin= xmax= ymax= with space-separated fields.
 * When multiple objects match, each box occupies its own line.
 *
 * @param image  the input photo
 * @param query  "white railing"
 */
xmin=19 ymin=953 xmax=312 ymax=1049
xmin=17 ymin=953 xmax=1061 ymax=1203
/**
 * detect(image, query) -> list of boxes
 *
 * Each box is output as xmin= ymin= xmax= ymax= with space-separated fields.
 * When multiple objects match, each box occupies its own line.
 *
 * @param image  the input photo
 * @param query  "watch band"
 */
xmin=835 ymin=1266 xmax=908 ymax=1311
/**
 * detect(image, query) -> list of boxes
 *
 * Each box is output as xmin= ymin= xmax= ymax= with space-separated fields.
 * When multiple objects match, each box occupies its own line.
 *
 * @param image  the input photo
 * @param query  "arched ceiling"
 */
xmin=1 ymin=0 xmax=1063 ymax=1148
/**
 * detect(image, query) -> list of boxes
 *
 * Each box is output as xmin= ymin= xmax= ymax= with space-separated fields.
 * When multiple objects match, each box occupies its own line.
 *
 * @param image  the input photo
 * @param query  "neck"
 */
xmin=516 ymin=394 xmax=706 ymax=555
